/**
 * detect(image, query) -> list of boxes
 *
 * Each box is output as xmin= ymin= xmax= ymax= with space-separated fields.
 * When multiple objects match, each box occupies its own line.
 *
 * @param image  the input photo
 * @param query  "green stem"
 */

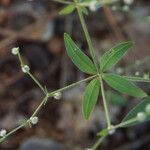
xmin=100 ymin=75 xmax=111 ymax=128
xmin=17 ymin=52 xmax=46 ymax=94
xmin=0 ymin=121 xmax=28 ymax=143
xmin=91 ymin=136 xmax=106 ymax=150
xmin=27 ymin=72 xmax=46 ymax=94
xmin=0 ymin=74 xmax=98 ymax=143
xmin=48 ymin=74 xmax=98 ymax=96
xmin=73 ymin=0 xmax=99 ymax=72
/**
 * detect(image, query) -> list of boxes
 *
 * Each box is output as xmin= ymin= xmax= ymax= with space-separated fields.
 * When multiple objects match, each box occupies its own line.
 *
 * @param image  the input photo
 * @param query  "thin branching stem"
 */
xmin=73 ymin=0 xmax=99 ymax=72
xmin=0 ymin=72 xmax=98 ymax=143
xmin=91 ymin=136 xmax=106 ymax=150
xmin=17 ymin=52 xmax=46 ymax=94
xmin=100 ymin=75 xmax=111 ymax=129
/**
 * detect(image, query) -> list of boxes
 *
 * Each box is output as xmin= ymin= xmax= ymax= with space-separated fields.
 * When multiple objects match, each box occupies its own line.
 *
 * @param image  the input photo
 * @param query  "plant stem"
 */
xmin=48 ymin=74 xmax=98 ymax=96
xmin=0 ymin=121 xmax=28 ymax=143
xmin=91 ymin=136 xmax=106 ymax=150
xmin=73 ymin=0 xmax=99 ymax=72
xmin=27 ymin=72 xmax=46 ymax=94
xmin=100 ymin=75 xmax=111 ymax=129
xmin=17 ymin=52 xmax=46 ymax=94
xmin=0 ymin=74 xmax=98 ymax=143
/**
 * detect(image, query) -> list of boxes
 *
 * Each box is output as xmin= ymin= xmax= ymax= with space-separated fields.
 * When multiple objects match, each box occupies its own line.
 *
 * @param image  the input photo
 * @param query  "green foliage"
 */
xmin=97 ymin=128 xmax=108 ymax=137
xmin=121 ymin=97 xmax=150 ymax=127
xmin=103 ymin=74 xmax=148 ymax=98
xmin=100 ymin=42 xmax=133 ymax=72
xmin=106 ymin=91 xmax=127 ymax=106
xmin=64 ymin=33 xmax=97 ymax=74
xmin=83 ymin=78 xmax=100 ymax=119
xmin=59 ymin=5 xmax=75 ymax=15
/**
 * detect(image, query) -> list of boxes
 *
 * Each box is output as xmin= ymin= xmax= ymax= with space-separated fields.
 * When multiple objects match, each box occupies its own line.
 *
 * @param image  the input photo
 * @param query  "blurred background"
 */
xmin=0 ymin=0 xmax=150 ymax=149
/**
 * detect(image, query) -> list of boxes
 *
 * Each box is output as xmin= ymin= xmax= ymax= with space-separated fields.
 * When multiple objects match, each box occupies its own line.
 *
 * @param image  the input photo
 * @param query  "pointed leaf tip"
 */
xmin=100 ymin=41 xmax=134 ymax=71
xmin=64 ymin=33 xmax=97 ymax=74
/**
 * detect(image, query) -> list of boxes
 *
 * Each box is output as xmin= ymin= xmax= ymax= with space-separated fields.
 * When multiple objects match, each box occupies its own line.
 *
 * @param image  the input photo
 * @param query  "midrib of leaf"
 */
xmin=105 ymin=76 xmax=127 ymax=92
xmin=85 ymin=80 xmax=98 ymax=116
xmin=102 ymin=44 xmax=130 ymax=71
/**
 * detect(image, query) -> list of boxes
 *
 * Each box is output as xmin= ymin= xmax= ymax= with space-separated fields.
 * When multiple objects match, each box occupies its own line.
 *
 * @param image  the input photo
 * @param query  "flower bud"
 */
xmin=30 ymin=116 xmax=38 ymax=125
xmin=89 ymin=1 xmax=97 ymax=12
xmin=11 ymin=47 xmax=19 ymax=55
xmin=108 ymin=125 xmax=116 ymax=135
xmin=137 ymin=112 xmax=146 ymax=122
xmin=135 ymin=71 xmax=140 ymax=76
xmin=0 ymin=129 xmax=7 ymax=137
xmin=54 ymin=92 xmax=62 ymax=100
xmin=22 ymin=65 xmax=30 ymax=73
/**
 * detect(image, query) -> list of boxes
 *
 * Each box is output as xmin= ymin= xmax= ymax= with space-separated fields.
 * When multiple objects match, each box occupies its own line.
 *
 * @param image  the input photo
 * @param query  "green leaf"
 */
xmin=121 ymin=97 xmax=150 ymax=127
xmin=97 ymin=128 xmax=108 ymax=137
xmin=103 ymin=74 xmax=148 ymax=98
xmin=64 ymin=33 xmax=97 ymax=74
xmin=80 ymin=6 xmax=89 ymax=15
xmin=83 ymin=78 xmax=100 ymax=119
xmin=106 ymin=91 xmax=127 ymax=106
xmin=100 ymin=42 xmax=133 ymax=71
xmin=59 ymin=5 xmax=75 ymax=15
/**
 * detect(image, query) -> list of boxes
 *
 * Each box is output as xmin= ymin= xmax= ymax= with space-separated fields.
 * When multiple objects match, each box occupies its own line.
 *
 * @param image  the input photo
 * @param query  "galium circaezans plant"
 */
xmin=0 ymin=0 xmax=150 ymax=150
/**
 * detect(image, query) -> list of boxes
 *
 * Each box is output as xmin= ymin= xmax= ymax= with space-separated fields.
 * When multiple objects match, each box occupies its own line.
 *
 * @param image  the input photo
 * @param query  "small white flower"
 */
xmin=108 ymin=125 xmax=116 ymax=135
xmin=145 ymin=104 xmax=150 ymax=114
xmin=11 ymin=47 xmax=19 ymax=55
xmin=135 ymin=71 xmax=140 ymax=76
xmin=0 ymin=129 xmax=7 ymax=137
xmin=137 ymin=112 xmax=146 ymax=122
xmin=54 ymin=92 xmax=62 ymax=100
xmin=22 ymin=65 xmax=30 ymax=73
xmin=124 ymin=0 xmax=134 ymax=5
xmin=30 ymin=116 xmax=38 ymax=125
xmin=89 ymin=1 xmax=97 ymax=12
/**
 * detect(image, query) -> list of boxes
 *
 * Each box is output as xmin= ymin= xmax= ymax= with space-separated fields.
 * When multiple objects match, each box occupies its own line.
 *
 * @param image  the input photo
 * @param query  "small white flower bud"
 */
xmin=11 ymin=47 xmax=19 ymax=55
xmin=145 ymin=104 xmax=150 ymax=114
xmin=0 ymin=129 xmax=7 ymax=137
xmin=22 ymin=65 xmax=30 ymax=73
xmin=108 ymin=125 xmax=116 ymax=135
xmin=30 ymin=116 xmax=38 ymax=125
xmin=137 ymin=112 xmax=146 ymax=122
xmin=89 ymin=1 xmax=97 ymax=12
xmin=135 ymin=71 xmax=140 ymax=76
xmin=54 ymin=92 xmax=62 ymax=100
